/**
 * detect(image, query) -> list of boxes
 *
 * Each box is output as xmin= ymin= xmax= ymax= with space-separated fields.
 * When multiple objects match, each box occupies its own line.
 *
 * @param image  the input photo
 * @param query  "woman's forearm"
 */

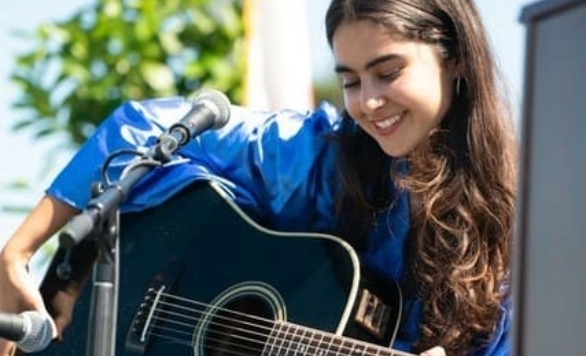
xmin=1 ymin=195 xmax=79 ymax=264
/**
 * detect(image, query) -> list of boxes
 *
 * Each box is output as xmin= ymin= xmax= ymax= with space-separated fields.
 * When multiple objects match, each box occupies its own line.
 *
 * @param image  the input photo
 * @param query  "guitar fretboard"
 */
xmin=263 ymin=321 xmax=414 ymax=356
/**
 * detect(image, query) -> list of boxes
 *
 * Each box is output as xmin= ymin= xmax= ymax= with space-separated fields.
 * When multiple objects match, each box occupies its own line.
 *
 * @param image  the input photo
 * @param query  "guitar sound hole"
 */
xmin=203 ymin=296 xmax=276 ymax=356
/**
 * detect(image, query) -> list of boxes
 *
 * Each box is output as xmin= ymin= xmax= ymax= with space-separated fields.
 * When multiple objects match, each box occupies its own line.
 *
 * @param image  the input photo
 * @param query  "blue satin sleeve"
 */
xmin=46 ymin=96 xmax=342 ymax=232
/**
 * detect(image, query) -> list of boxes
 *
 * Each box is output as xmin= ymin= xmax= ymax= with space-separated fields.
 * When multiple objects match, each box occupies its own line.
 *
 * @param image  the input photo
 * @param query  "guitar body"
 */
xmin=31 ymin=182 xmax=402 ymax=356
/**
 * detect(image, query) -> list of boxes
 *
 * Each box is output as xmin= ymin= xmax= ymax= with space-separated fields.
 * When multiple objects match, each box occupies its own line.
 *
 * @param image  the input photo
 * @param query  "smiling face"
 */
xmin=332 ymin=19 xmax=458 ymax=157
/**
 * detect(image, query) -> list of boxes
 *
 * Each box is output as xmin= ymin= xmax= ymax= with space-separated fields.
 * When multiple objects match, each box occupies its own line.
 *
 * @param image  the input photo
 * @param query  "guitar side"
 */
xmin=28 ymin=181 xmax=372 ymax=356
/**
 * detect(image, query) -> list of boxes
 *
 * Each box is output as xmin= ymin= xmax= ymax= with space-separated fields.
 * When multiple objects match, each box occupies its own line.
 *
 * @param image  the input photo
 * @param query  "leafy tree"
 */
xmin=10 ymin=0 xmax=245 ymax=149
xmin=3 ymin=0 xmax=245 ymax=263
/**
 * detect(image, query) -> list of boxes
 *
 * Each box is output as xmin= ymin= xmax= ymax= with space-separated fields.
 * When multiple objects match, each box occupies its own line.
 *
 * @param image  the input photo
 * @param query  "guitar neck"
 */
xmin=267 ymin=321 xmax=415 ymax=356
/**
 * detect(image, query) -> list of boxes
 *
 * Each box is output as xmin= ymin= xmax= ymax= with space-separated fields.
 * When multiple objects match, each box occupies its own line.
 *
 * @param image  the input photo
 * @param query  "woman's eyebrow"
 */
xmin=334 ymin=53 xmax=401 ymax=74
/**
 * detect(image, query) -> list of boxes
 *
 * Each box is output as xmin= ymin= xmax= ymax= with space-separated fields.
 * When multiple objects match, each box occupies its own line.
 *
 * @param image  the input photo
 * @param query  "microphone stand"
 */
xmin=57 ymin=120 xmax=197 ymax=356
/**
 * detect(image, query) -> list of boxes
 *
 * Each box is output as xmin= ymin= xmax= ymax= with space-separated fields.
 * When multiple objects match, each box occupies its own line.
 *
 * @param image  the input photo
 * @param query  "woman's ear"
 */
xmin=453 ymin=59 xmax=465 ymax=80
xmin=446 ymin=56 xmax=464 ymax=80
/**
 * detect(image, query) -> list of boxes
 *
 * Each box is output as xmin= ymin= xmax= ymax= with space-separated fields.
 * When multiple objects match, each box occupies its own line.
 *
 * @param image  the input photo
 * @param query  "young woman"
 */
xmin=0 ymin=0 xmax=517 ymax=355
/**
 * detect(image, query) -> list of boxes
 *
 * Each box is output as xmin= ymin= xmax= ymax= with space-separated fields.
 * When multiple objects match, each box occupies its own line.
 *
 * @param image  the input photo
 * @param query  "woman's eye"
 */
xmin=340 ymin=76 xmax=359 ymax=89
xmin=380 ymin=68 xmax=401 ymax=82
xmin=342 ymin=80 xmax=359 ymax=89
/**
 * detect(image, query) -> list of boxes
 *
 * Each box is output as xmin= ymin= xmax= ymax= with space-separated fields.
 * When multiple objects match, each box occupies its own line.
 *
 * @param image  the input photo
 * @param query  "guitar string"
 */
xmin=148 ymin=299 xmax=327 ymax=353
xmin=145 ymin=312 xmax=383 ymax=356
xmin=146 ymin=322 xmax=264 ymax=355
xmin=147 ymin=307 xmax=271 ymax=349
xmin=133 ymin=290 xmax=407 ymax=356
xmin=142 ymin=327 xmax=413 ymax=356
xmin=145 ymin=313 xmax=409 ymax=356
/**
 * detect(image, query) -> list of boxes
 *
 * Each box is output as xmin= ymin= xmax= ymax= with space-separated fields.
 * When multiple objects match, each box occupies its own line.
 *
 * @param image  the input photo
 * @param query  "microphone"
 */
xmin=0 ymin=310 xmax=56 ymax=353
xmin=156 ymin=88 xmax=231 ymax=158
xmin=58 ymin=89 xmax=232 ymax=248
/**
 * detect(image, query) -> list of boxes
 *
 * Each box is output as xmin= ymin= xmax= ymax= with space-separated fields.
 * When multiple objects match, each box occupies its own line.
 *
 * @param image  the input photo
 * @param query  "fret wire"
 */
xmin=342 ymin=338 xmax=355 ymax=356
xmin=288 ymin=324 xmax=301 ymax=356
xmin=324 ymin=329 xmax=335 ymax=356
xmin=313 ymin=328 xmax=327 ymax=356
xmin=367 ymin=344 xmax=381 ymax=356
xmin=331 ymin=331 xmax=342 ymax=356
xmin=263 ymin=322 xmax=281 ymax=356
xmin=275 ymin=322 xmax=289 ymax=356
xmin=285 ymin=324 xmax=297 ymax=356
xmin=303 ymin=328 xmax=315 ymax=356
xmin=294 ymin=326 xmax=309 ymax=356
xmin=280 ymin=323 xmax=293 ymax=356
xmin=354 ymin=343 xmax=366 ymax=356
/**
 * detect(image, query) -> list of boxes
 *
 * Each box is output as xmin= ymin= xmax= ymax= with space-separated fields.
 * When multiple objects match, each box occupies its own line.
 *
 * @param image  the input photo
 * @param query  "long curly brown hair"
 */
xmin=325 ymin=0 xmax=518 ymax=355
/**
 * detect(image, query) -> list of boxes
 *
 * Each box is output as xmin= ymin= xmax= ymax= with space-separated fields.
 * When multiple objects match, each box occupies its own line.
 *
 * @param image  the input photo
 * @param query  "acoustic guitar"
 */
xmin=29 ymin=181 xmax=412 ymax=356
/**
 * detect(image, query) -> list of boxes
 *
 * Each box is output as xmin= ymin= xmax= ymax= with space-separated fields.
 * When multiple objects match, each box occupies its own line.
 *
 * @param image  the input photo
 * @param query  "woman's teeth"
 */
xmin=374 ymin=114 xmax=402 ymax=129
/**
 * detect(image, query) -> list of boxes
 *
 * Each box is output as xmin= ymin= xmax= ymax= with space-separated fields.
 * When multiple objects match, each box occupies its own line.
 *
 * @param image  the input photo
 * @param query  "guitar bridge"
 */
xmin=126 ymin=286 xmax=166 ymax=353
xmin=354 ymin=288 xmax=391 ymax=339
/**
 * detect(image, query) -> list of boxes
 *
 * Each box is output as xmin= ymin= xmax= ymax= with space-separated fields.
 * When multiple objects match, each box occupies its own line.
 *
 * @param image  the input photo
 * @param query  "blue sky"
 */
xmin=0 ymin=0 xmax=535 ymax=250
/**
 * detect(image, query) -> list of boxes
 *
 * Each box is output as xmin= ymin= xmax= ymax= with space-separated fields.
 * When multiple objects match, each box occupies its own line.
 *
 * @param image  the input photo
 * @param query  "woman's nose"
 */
xmin=361 ymin=86 xmax=387 ymax=113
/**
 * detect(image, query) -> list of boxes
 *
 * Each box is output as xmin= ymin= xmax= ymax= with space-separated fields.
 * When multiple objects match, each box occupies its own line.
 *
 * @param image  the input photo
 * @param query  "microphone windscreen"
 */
xmin=189 ymin=89 xmax=231 ymax=129
xmin=18 ymin=311 xmax=56 ymax=353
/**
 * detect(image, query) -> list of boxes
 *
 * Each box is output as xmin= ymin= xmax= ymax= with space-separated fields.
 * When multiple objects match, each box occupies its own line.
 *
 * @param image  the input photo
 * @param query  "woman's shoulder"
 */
xmin=129 ymin=96 xmax=342 ymax=129
xmin=228 ymin=100 xmax=342 ymax=129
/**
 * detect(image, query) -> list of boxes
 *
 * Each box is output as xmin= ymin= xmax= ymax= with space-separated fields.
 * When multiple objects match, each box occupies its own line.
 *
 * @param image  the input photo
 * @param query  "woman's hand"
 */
xmin=0 ymin=195 xmax=78 ymax=355
xmin=0 ymin=252 xmax=53 ymax=356
xmin=421 ymin=346 xmax=447 ymax=356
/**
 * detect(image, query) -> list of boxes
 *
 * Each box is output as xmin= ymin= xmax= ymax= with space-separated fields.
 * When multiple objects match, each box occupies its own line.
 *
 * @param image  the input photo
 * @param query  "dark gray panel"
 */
xmin=514 ymin=2 xmax=586 ymax=356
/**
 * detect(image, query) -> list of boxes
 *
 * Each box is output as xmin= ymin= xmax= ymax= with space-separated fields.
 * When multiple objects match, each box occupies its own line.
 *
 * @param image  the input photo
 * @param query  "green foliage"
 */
xmin=314 ymin=74 xmax=343 ymax=110
xmin=10 ymin=0 xmax=245 ymax=147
